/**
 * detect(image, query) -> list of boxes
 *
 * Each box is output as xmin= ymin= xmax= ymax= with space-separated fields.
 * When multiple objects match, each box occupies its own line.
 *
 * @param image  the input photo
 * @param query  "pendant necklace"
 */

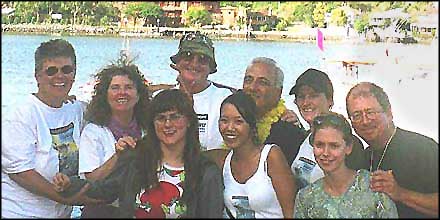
xmin=369 ymin=127 xmax=397 ymax=172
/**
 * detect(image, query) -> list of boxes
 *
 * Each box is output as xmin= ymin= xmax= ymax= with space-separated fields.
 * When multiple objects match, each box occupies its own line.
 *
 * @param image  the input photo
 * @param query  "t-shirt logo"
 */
xmin=50 ymin=122 xmax=78 ymax=177
xmin=232 ymin=195 xmax=255 ymax=218
xmin=197 ymin=114 xmax=208 ymax=133
xmin=293 ymin=156 xmax=317 ymax=189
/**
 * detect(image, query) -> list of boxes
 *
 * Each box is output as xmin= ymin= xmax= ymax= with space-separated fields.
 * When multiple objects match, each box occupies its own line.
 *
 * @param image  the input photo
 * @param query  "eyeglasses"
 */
xmin=180 ymin=51 xmax=210 ymax=65
xmin=349 ymin=109 xmax=383 ymax=123
xmin=154 ymin=112 xmax=185 ymax=124
xmin=45 ymin=65 xmax=74 ymax=76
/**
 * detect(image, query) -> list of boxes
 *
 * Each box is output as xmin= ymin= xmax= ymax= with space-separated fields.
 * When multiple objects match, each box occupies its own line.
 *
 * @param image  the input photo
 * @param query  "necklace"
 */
xmin=370 ymin=127 xmax=397 ymax=172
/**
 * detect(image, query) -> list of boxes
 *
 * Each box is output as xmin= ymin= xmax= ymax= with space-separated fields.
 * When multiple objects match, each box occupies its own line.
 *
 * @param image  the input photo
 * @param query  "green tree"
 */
xmin=183 ymin=6 xmax=212 ymax=27
xmin=330 ymin=7 xmax=347 ymax=26
xmin=313 ymin=2 xmax=326 ymax=28
xmin=275 ymin=19 xmax=288 ymax=31
xmin=124 ymin=2 xmax=144 ymax=27
xmin=354 ymin=14 xmax=369 ymax=34
xmin=139 ymin=2 xmax=163 ymax=26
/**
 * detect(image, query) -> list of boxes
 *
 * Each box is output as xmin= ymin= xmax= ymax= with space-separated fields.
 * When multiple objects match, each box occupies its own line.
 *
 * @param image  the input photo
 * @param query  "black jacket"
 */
xmin=65 ymin=149 xmax=224 ymax=218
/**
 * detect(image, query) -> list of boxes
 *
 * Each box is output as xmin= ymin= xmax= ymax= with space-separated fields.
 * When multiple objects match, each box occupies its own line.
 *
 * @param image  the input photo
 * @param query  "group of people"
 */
xmin=1 ymin=33 xmax=438 ymax=219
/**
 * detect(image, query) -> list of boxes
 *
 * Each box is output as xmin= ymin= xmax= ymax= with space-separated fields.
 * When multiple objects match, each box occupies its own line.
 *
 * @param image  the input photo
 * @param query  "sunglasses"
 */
xmin=45 ymin=65 xmax=74 ymax=76
xmin=180 ymin=51 xmax=210 ymax=65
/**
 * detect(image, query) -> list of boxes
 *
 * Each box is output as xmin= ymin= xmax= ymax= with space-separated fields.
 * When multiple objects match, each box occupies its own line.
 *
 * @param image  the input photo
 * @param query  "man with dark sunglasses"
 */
xmin=168 ymin=32 xmax=236 ymax=151
xmin=2 ymin=39 xmax=86 ymax=218
xmin=346 ymin=82 xmax=438 ymax=218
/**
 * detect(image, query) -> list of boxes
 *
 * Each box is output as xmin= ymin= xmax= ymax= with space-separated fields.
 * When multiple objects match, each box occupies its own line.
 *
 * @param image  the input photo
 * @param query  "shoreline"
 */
xmin=2 ymin=23 xmax=434 ymax=44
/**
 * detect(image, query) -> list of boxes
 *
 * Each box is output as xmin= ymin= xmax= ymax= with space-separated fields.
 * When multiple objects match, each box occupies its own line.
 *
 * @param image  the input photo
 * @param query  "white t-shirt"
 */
xmin=290 ymin=133 xmax=325 ymax=189
xmin=192 ymin=82 xmax=233 ymax=150
xmin=1 ymin=94 xmax=85 ymax=218
xmin=78 ymin=123 xmax=117 ymax=176
xmin=223 ymin=144 xmax=283 ymax=218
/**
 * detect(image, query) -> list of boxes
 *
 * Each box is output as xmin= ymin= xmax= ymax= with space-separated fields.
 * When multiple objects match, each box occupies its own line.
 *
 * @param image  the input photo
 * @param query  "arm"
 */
xmin=9 ymin=169 xmax=71 ymax=204
xmin=371 ymin=170 xmax=438 ymax=217
xmin=267 ymin=145 xmax=296 ymax=218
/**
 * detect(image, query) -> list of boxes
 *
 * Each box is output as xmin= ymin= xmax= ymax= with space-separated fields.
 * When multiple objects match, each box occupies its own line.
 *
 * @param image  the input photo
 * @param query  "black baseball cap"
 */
xmin=289 ymin=68 xmax=333 ymax=99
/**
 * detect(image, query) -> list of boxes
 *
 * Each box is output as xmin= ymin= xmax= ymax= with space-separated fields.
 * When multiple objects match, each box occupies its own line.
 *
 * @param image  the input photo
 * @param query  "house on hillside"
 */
xmin=157 ymin=1 xmax=220 ymax=27
xmin=411 ymin=15 xmax=438 ymax=38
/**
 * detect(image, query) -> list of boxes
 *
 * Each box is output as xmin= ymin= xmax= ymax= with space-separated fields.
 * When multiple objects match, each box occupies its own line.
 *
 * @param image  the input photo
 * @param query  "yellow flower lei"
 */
xmin=256 ymin=99 xmax=286 ymax=143
xmin=221 ymin=99 xmax=286 ymax=149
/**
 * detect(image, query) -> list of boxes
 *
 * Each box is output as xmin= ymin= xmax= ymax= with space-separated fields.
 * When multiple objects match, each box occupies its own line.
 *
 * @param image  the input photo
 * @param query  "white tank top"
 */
xmin=223 ymin=144 xmax=283 ymax=218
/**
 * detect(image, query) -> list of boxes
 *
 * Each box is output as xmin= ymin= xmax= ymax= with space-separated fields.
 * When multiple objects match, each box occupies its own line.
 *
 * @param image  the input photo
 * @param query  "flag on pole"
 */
xmin=317 ymin=28 xmax=324 ymax=51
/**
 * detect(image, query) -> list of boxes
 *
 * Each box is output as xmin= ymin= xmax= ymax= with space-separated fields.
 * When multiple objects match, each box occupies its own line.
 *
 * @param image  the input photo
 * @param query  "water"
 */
xmin=2 ymin=33 xmax=438 ymax=143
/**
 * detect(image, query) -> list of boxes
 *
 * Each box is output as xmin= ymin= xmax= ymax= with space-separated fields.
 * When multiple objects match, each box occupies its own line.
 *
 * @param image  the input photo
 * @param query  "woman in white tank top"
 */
xmin=205 ymin=91 xmax=296 ymax=218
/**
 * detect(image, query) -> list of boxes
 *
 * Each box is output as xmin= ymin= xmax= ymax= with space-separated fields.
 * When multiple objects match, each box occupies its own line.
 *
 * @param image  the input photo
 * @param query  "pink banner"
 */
xmin=317 ymin=28 xmax=324 ymax=51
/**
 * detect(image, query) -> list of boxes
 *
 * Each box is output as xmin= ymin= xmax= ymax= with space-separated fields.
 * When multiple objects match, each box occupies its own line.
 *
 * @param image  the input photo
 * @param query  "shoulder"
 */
xmin=3 ymin=95 xmax=45 ymax=124
xmin=396 ymin=127 xmax=438 ymax=148
xmin=202 ymin=149 xmax=229 ymax=169
xmin=199 ymin=154 xmax=223 ymax=179
xmin=272 ymin=119 xmax=306 ymax=135
xmin=82 ymin=123 xmax=109 ymax=133
xmin=266 ymin=144 xmax=288 ymax=165
xmin=211 ymin=81 xmax=237 ymax=93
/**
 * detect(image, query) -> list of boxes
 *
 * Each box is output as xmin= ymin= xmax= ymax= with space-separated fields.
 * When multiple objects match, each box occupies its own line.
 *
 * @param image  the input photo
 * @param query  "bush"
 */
xmin=276 ymin=19 xmax=288 ymax=31
xmin=260 ymin=24 xmax=270 ymax=32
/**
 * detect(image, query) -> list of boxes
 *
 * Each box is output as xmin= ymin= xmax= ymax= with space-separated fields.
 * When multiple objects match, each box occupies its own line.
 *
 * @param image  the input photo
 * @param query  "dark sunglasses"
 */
xmin=45 ymin=65 xmax=74 ymax=76
xmin=180 ymin=51 xmax=210 ymax=65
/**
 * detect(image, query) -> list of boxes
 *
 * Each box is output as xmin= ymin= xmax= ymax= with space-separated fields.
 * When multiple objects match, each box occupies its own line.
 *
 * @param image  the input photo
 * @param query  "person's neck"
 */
xmin=372 ymin=124 xmax=396 ymax=150
xmin=232 ymin=140 xmax=261 ymax=161
xmin=188 ymin=80 xmax=210 ymax=94
xmin=34 ymin=92 xmax=63 ymax=108
xmin=324 ymin=166 xmax=356 ymax=196
xmin=161 ymin=142 xmax=185 ymax=167
xmin=110 ymin=112 xmax=134 ymax=129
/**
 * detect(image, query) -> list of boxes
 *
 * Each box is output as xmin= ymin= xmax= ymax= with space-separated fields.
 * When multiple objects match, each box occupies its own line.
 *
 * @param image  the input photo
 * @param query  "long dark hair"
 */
xmin=136 ymin=89 xmax=201 ymax=204
xmin=85 ymin=56 xmax=150 ymax=129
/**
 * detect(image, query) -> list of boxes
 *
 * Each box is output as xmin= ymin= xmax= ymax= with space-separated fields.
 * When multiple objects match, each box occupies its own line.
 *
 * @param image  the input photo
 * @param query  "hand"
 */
xmin=63 ymin=95 xmax=77 ymax=104
xmin=53 ymin=172 xmax=71 ymax=192
xmin=281 ymin=109 xmax=300 ymax=125
xmin=115 ymin=136 xmax=137 ymax=154
xmin=370 ymin=170 xmax=402 ymax=201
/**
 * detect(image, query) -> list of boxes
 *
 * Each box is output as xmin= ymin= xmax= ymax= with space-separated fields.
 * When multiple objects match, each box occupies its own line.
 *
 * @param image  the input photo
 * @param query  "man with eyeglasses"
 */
xmin=346 ymin=82 xmax=438 ymax=218
xmin=242 ymin=57 xmax=307 ymax=168
xmin=2 ymin=39 xmax=86 ymax=218
xmin=288 ymin=68 xmax=366 ymax=190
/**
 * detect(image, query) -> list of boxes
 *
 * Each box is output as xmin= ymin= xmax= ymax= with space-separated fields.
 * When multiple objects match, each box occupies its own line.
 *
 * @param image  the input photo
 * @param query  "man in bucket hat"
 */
xmin=170 ymin=32 xmax=236 ymax=151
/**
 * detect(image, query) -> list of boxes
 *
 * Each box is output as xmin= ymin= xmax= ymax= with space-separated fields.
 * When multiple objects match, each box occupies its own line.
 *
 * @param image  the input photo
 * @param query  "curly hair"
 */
xmin=136 ymin=89 xmax=201 ymax=206
xmin=84 ymin=57 xmax=150 ymax=129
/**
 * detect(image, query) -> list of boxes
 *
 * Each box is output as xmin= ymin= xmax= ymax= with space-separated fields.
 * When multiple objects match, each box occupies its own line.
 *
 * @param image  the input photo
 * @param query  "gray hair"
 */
xmin=246 ymin=57 xmax=284 ymax=88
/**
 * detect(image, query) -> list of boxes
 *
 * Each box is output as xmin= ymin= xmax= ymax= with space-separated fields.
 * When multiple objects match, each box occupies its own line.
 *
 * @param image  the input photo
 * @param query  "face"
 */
xmin=35 ymin=56 xmax=75 ymax=100
xmin=312 ymin=127 xmax=352 ymax=173
xmin=295 ymin=85 xmax=332 ymax=125
xmin=219 ymin=103 xmax=253 ymax=149
xmin=175 ymin=51 xmax=211 ymax=88
xmin=154 ymin=110 xmax=189 ymax=147
xmin=346 ymin=95 xmax=392 ymax=145
xmin=243 ymin=63 xmax=281 ymax=116
xmin=107 ymin=75 xmax=139 ymax=114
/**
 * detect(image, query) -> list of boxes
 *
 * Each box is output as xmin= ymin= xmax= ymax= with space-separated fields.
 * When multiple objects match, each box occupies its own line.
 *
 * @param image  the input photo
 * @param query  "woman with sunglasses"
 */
xmin=75 ymin=57 xmax=150 ymax=218
xmin=52 ymin=89 xmax=224 ymax=218
xmin=2 ymin=39 xmax=85 ymax=218
xmin=206 ymin=90 xmax=295 ymax=218
xmin=293 ymin=113 xmax=398 ymax=218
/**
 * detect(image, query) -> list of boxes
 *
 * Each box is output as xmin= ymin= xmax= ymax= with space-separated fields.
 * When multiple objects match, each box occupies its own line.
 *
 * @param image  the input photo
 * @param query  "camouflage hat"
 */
xmin=170 ymin=32 xmax=217 ymax=74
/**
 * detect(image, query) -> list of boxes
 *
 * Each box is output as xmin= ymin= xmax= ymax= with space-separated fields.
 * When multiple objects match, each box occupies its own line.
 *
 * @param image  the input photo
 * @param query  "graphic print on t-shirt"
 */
xmin=232 ymin=195 xmax=255 ymax=218
xmin=50 ymin=122 xmax=78 ymax=177
xmin=292 ymin=156 xmax=317 ymax=189
xmin=135 ymin=165 xmax=186 ymax=218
